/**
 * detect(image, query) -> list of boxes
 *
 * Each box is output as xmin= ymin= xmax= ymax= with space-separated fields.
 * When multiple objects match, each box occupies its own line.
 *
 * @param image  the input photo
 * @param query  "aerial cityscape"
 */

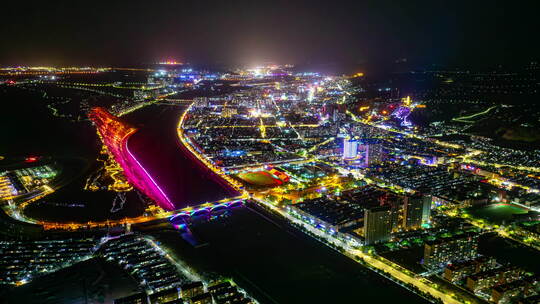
xmin=1 ymin=1 xmax=540 ymax=304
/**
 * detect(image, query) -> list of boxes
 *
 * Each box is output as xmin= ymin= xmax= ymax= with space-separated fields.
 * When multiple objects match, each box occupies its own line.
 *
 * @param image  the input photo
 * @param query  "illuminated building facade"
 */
xmin=181 ymin=281 xmax=204 ymax=299
xmin=343 ymin=138 xmax=359 ymax=159
xmin=363 ymin=142 xmax=384 ymax=166
xmin=424 ymin=233 xmax=479 ymax=270
xmin=364 ymin=206 xmax=392 ymax=245
xmin=403 ymin=194 xmax=431 ymax=230
xmin=442 ymin=256 xmax=497 ymax=283
xmin=466 ymin=266 xmax=523 ymax=292
xmin=89 ymin=107 xmax=175 ymax=210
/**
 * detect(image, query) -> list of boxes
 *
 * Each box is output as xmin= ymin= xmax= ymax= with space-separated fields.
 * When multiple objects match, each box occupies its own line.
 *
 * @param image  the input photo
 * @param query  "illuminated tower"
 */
xmin=403 ymin=194 xmax=431 ymax=230
xmin=343 ymin=138 xmax=359 ymax=159
xmin=403 ymin=95 xmax=412 ymax=106
xmin=364 ymin=142 xmax=384 ymax=166
xmin=307 ymin=86 xmax=315 ymax=102
xmin=364 ymin=206 xmax=392 ymax=245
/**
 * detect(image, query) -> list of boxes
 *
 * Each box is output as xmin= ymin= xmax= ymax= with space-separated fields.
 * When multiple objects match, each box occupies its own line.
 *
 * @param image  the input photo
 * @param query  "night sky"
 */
xmin=1 ymin=0 xmax=538 ymax=67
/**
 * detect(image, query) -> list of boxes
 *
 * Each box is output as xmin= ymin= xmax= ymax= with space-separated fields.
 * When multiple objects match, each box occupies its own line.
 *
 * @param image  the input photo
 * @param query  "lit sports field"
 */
xmin=466 ymin=203 xmax=529 ymax=224
xmin=237 ymin=171 xmax=283 ymax=186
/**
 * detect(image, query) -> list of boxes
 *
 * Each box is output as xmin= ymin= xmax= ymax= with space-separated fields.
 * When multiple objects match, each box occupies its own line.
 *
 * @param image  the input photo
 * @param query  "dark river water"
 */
xmin=151 ymin=205 xmax=432 ymax=304
xmin=125 ymin=103 xmax=239 ymax=209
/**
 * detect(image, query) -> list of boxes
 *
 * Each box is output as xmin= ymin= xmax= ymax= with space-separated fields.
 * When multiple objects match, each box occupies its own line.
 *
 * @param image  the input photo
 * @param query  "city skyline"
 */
xmin=1 ymin=1 xmax=540 ymax=67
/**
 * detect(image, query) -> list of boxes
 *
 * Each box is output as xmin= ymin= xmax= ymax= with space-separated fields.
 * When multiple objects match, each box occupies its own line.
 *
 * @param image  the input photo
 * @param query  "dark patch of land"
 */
xmin=0 ymin=258 xmax=141 ymax=304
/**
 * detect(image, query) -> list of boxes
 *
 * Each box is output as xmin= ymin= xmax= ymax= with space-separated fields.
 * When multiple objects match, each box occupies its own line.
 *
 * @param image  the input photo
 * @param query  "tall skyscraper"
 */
xmin=362 ymin=142 xmax=384 ymax=166
xmin=403 ymin=194 xmax=431 ymax=230
xmin=343 ymin=138 xmax=359 ymax=159
xmin=332 ymin=109 xmax=339 ymax=122
xmin=382 ymin=194 xmax=402 ymax=232
xmin=364 ymin=206 xmax=393 ymax=245
xmin=421 ymin=195 xmax=432 ymax=225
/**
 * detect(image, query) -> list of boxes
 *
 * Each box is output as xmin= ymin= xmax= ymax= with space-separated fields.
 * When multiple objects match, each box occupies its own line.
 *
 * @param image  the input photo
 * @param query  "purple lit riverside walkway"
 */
xmin=126 ymin=106 xmax=239 ymax=209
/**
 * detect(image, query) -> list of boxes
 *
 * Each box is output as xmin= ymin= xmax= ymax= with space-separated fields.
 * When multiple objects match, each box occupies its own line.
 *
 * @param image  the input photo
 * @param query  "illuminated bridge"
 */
xmin=89 ymin=107 xmax=239 ymax=211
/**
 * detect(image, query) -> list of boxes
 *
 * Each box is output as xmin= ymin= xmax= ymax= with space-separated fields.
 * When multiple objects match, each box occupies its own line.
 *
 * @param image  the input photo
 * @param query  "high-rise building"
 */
xmin=363 ymin=142 xmax=384 ymax=166
xmin=382 ymin=194 xmax=402 ymax=232
xmin=364 ymin=206 xmax=393 ymax=245
xmin=421 ymin=195 xmax=432 ymax=225
xmin=343 ymin=138 xmax=359 ymax=159
xmin=367 ymin=143 xmax=384 ymax=165
xmin=423 ymin=233 xmax=479 ymax=270
xmin=403 ymin=194 xmax=431 ymax=230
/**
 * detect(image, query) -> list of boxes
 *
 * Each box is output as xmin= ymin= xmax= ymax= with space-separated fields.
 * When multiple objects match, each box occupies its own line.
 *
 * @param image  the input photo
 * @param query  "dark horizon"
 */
xmin=1 ymin=0 xmax=539 ymax=68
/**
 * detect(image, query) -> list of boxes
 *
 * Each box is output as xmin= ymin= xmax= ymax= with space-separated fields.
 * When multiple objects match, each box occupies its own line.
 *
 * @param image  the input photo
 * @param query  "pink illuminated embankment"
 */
xmin=88 ymin=107 xmax=175 ymax=210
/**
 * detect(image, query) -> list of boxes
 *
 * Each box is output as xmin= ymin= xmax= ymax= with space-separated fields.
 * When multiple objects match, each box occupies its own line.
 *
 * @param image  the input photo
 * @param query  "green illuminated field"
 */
xmin=466 ymin=203 xmax=529 ymax=224
xmin=237 ymin=171 xmax=282 ymax=186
